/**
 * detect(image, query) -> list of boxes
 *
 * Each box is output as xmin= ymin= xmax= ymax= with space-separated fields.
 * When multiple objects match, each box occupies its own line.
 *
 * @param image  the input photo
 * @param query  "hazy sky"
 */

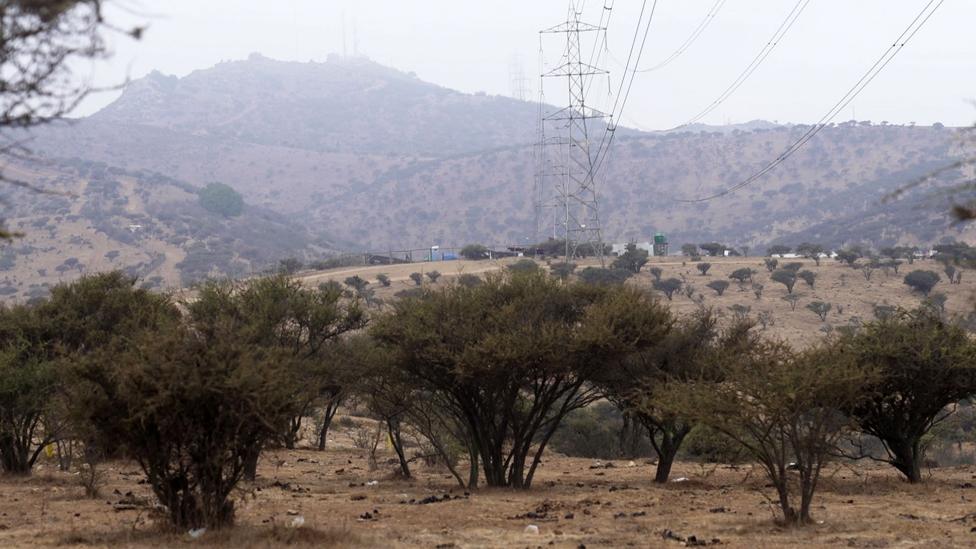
xmin=79 ymin=0 xmax=976 ymax=129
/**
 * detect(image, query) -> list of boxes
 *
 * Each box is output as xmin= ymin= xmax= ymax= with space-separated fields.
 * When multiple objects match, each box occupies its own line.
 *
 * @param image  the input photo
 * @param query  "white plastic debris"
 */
xmin=366 ymin=480 xmax=379 ymax=487
xmin=290 ymin=515 xmax=306 ymax=528
xmin=627 ymin=461 xmax=637 ymax=468
xmin=672 ymin=477 xmax=690 ymax=483
xmin=188 ymin=528 xmax=206 ymax=539
xmin=524 ymin=524 xmax=540 ymax=535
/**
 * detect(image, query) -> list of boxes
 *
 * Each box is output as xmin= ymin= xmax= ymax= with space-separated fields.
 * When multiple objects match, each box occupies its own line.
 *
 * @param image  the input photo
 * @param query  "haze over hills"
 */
xmin=2 ymin=53 xmax=970 ymax=298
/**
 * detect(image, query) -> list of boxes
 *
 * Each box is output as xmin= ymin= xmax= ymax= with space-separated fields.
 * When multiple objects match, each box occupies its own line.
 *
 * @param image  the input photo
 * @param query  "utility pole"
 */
xmin=540 ymin=1 xmax=607 ymax=265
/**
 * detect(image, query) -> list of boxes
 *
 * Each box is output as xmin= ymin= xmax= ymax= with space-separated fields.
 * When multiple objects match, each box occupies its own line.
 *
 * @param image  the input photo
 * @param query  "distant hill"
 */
xmin=4 ymin=54 xmax=970 ymax=298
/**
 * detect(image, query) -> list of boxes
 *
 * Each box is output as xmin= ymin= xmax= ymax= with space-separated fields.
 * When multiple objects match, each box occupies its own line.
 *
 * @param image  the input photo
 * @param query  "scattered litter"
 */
xmin=188 ymin=528 xmax=206 ymax=539
xmin=366 ymin=480 xmax=379 ymax=487
xmin=286 ymin=509 xmax=300 ymax=516
xmin=672 ymin=477 xmax=690 ymax=483
xmin=524 ymin=524 xmax=540 ymax=534
xmin=290 ymin=515 xmax=305 ymax=528
xmin=627 ymin=461 xmax=637 ymax=468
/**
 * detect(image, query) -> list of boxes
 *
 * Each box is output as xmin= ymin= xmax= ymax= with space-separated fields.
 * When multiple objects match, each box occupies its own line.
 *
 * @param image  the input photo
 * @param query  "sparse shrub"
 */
xmin=409 ymin=272 xmax=423 ymax=286
xmin=578 ymin=267 xmax=632 ymax=286
xmin=729 ymin=268 xmax=754 ymax=283
xmin=806 ymin=301 xmax=831 ymax=322
xmin=649 ymin=267 xmax=663 ymax=281
xmin=376 ymin=273 xmax=391 ymax=287
xmin=611 ymin=243 xmax=648 ymax=274
xmin=904 ymin=270 xmax=940 ymax=296
xmin=697 ymin=262 xmax=711 ymax=276
xmin=782 ymin=262 xmax=803 ymax=273
xmin=771 ymin=269 xmax=797 ymax=294
xmin=507 ymin=259 xmax=539 ymax=274
xmin=455 ymin=273 xmax=482 ymax=287
xmin=752 ymin=283 xmax=763 ymax=300
xmin=706 ymin=280 xmax=729 ymax=296
xmin=653 ymin=278 xmax=682 ymax=300
xmin=198 ymin=182 xmax=244 ymax=217
xmin=459 ymin=244 xmax=489 ymax=261
xmin=426 ymin=270 xmax=441 ymax=283
xmin=764 ymin=258 xmax=778 ymax=272
xmin=783 ymin=294 xmax=801 ymax=312
xmin=549 ymin=262 xmax=577 ymax=280
xmin=798 ymin=270 xmax=816 ymax=288
xmin=728 ymin=304 xmax=751 ymax=321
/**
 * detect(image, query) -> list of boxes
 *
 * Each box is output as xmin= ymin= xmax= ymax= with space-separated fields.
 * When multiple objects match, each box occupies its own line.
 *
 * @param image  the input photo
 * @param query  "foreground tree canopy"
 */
xmin=370 ymin=271 xmax=670 ymax=488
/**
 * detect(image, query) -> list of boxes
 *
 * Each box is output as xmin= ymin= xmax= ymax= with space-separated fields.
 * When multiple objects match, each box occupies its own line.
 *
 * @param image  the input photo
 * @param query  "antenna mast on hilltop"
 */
xmin=539 ymin=1 xmax=608 ymax=264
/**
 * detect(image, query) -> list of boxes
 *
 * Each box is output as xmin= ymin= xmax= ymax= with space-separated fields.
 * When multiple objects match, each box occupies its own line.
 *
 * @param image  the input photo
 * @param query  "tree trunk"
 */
xmin=316 ymin=401 xmax=340 ymax=451
xmin=0 ymin=436 xmax=30 ymax=475
xmin=243 ymin=444 xmax=261 ymax=481
xmin=889 ymin=438 xmax=923 ymax=483
xmin=467 ymin=446 xmax=479 ymax=489
xmin=387 ymin=418 xmax=411 ymax=479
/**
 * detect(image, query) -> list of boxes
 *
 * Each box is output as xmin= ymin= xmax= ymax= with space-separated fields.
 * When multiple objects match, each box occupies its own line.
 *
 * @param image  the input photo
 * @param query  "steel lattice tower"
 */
xmin=540 ymin=3 xmax=607 ymax=264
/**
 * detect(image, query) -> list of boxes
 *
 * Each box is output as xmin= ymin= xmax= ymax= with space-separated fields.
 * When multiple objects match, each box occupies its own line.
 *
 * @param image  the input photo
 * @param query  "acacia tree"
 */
xmin=371 ymin=272 xmax=669 ymax=488
xmin=598 ymin=311 xmax=754 ymax=483
xmin=0 ymin=272 xmax=174 ymax=474
xmin=771 ymin=269 xmax=797 ymax=294
xmin=658 ymin=340 xmax=869 ymax=525
xmin=187 ymin=275 xmax=365 ymax=475
xmin=833 ymin=308 xmax=976 ymax=482
xmin=706 ymin=280 xmax=729 ymax=296
xmin=73 ymin=321 xmax=296 ymax=529
xmin=796 ymin=243 xmax=824 ymax=266
xmin=653 ymin=278 xmax=682 ymax=301
xmin=611 ymin=243 xmax=648 ymax=274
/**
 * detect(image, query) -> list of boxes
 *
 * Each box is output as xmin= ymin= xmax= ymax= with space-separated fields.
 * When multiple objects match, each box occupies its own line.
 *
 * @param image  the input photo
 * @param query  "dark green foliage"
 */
xmin=550 ymin=403 xmax=653 ymax=460
xmin=697 ymin=262 xmax=711 ymax=276
xmin=198 ymin=182 xmax=245 ymax=217
xmin=706 ymin=280 xmax=729 ymax=296
xmin=764 ymin=258 xmax=778 ymax=272
xmin=729 ymin=268 xmax=755 ymax=283
xmin=836 ymin=249 xmax=861 ymax=266
xmin=653 ymin=277 xmax=682 ymax=300
xmin=903 ymin=270 xmax=940 ymax=296
xmin=681 ymin=244 xmax=698 ymax=256
xmin=833 ymin=308 xmax=976 ymax=482
xmin=549 ymin=262 xmax=577 ymax=281
xmin=409 ymin=272 xmax=423 ymax=286
xmin=796 ymin=243 xmax=825 ymax=265
xmin=798 ymin=270 xmax=816 ymax=288
xmin=459 ymin=244 xmax=489 ymax=260
xmin=806 ymin=301 xmax=831 ymax=322
xmin=73 ymin=322 xmax=296 ymax=529
xmin=611 ymin=243 xmax=648 ymax=274
xmin=699 ymin=243 xmax=727 ymax=257
xmin=782 ymin=262 xmax=803 ymax=272
xmin=649 ymin=267 xmax=663 ymax=281
xmin=507 ymin=259 xmax=540 ymax=274
xmin=767 ymin=245 xmax=791 ymax=256
xmin=376 ymin=273 xmax=391 ymax=287
xmin=771 ymin=269 xmax=797 ymax=294
xmin=370 ymin=272 xmax=670 ymax=488
xmin=455 ymin=273 xmax=482 ymax=288
xmin=577 ymin=267 xmax=633 ymax=286
xmin=426 ymin=270 xmax=441 ymax=283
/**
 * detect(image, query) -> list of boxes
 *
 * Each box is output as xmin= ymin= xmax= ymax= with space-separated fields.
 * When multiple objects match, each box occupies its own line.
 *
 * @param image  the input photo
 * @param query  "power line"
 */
xmin=590 ymin=0 xmax=659 ymax=179
xmin=636 ymin=0 xmax=728 ymax=73
xmin=674 ymin=0 xmax=810 ymax=130
xmin=678 ymin=0 xmax=945 ymax=203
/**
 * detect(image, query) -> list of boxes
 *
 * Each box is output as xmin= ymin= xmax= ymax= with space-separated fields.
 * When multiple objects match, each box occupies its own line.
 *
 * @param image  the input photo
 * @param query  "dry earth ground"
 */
xmin=3 ymin=420 xmax=976 ymax=548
